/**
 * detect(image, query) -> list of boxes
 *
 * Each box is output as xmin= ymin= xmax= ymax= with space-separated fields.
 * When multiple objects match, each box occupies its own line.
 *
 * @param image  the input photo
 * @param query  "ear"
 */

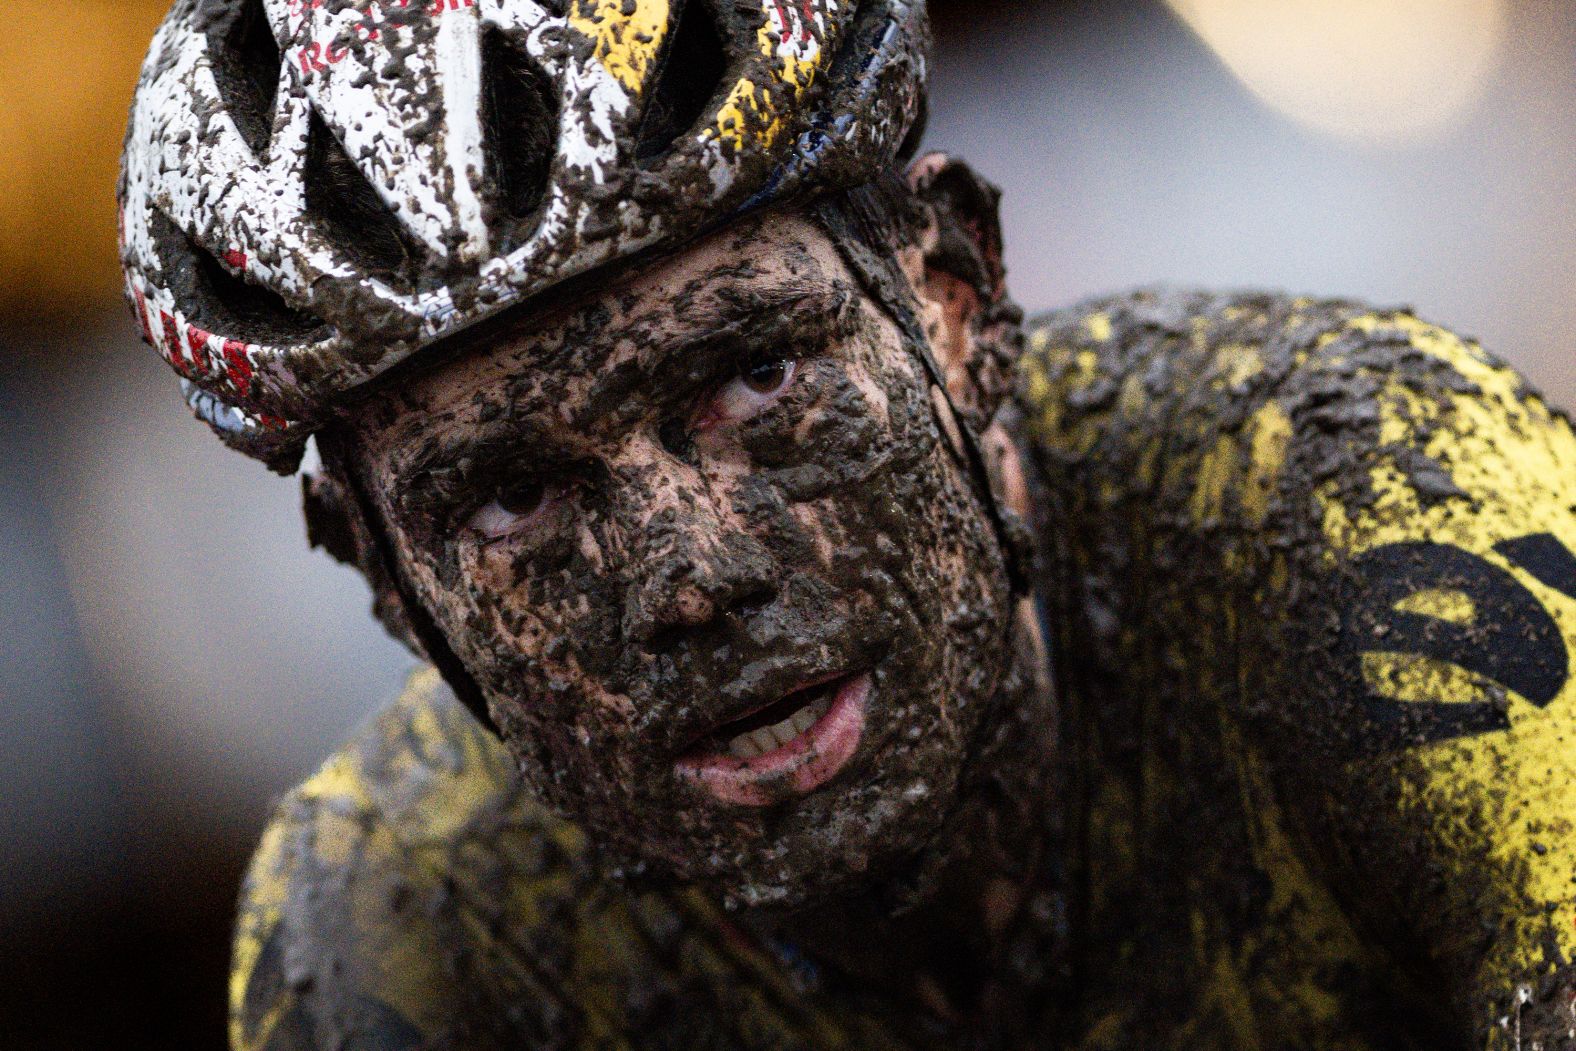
xmin=898 ymin=153 xmax=1024 ymax=435
xmin=301 ymin=436 xmax=429 ymax=658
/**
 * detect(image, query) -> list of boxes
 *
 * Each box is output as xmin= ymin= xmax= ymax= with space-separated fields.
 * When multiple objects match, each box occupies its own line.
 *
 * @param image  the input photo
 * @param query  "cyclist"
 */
xmin=120 ymin=1 xmax=1576 ymax=1047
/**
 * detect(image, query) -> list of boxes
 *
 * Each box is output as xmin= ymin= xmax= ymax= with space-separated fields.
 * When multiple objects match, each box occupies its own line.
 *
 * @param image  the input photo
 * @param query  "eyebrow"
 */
xmin=388 ymin=283 xmax=857 ymax=512
xmin=574 ymin=284 xmax=853 ymax=428
xmin=674 ymin=281 xmax=842 ymax=339
xmin=388 ymin=418 xmax=556 ymax=526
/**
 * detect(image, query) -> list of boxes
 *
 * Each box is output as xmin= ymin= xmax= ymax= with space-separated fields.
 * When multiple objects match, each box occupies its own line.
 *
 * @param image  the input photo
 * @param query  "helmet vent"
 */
xmin=481 ymin=28 xmax=559 ymax=230
xmin=200 ymin=0 xmax=282 ymax=159
xmin=304 ymin=111 xmax=425 ymax=280
xmin=152 ymin=210 xmax=327 ymax=346
xmin=635 ymin=0 xmax=727 ymax=164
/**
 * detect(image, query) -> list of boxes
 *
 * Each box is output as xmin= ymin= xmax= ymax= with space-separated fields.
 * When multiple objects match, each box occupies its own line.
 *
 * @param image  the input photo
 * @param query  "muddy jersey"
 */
xmin=231 ymin=291 xmax=1576 ymax=1051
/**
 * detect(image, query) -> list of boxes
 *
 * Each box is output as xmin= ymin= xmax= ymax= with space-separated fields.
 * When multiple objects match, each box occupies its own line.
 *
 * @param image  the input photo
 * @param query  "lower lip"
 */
xmin=675 ymin=673 xmax=871 ymax=808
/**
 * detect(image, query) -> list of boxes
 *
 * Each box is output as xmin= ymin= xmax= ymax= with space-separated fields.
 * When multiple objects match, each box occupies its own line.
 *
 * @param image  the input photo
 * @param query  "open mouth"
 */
xmin=675 ymin=671 xmax=871 ymax=808
xmin=699 ymin=676 xmax=845 ymax=759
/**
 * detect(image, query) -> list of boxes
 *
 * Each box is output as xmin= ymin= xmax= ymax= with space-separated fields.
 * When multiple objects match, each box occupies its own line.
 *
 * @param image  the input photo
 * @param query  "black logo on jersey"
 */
xmin=1341 ymin=533 xmax=1576 ymax=751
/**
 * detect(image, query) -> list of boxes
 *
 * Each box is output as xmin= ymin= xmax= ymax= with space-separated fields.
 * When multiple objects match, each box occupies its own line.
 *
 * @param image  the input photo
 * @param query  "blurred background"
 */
xmin=2 ymin=0 xmax=1571 ymax=1045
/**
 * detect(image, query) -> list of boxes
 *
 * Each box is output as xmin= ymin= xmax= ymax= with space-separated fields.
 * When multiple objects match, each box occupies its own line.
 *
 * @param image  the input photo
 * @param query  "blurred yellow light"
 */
xmin=0 ymin=1 xmax=171 ymax=317
xmin=1165 ymin=0 xmax=1506 ymax=145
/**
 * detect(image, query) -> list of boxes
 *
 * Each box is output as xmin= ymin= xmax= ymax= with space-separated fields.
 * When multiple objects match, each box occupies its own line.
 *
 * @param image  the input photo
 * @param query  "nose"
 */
xmin=624 ymin=533 xmax=778 ymax=652
xmin=617 ymin=453 xmax=777 ymax=653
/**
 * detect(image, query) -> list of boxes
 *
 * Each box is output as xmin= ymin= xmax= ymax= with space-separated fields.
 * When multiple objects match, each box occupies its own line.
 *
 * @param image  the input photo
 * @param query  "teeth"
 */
xmin=722 ymin=695 xmax=834 ymax=760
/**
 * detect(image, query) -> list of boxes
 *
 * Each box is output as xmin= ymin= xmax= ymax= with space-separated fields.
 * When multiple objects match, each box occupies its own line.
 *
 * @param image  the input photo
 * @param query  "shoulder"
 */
xmin=1016 ymin=289 xmax=1576 ymax=1032
xmin=1021 ymin=285 xmax=1576 ymax=569
xmin=1018 ymin=285 xmax=1563 ymax=427
xmin=1024 ymin=286 xmax=1354 ymax=347
xmin=229 ymin=668 xmax=601 ymax=1051
xmin=1015 ymin=286 xmax=1576 ymax=526
xmin=1017 ymin=287 xmax=1576 ymax=744
xmin=1019 ymin=288 xmax=1400 ymax=446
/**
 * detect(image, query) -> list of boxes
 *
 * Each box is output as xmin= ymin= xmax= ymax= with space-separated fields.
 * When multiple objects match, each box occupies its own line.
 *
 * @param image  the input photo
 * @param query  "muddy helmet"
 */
xmin=119 ymin=0 xmax=930 ymax=471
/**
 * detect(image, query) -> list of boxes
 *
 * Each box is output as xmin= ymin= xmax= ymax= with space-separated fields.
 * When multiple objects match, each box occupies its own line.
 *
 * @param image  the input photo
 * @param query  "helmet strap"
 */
xmin=324 ymin=430 xmax=502 ymax=736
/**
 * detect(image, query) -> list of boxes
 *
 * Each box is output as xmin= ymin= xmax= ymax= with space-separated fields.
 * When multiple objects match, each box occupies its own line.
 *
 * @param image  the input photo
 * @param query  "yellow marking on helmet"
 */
xmin=570 ymin=0 xmax=671 ymax=95
xmin=708 ymin=0 xmax=840 ymax=152
xmin=1316 ymin=312 xmax=1576 ymax=996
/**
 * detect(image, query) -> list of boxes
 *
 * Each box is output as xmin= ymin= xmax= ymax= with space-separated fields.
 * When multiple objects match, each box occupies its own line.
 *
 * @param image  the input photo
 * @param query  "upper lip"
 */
xmin=636 ymin=609 xmax=895 ymax=760
xmin=674 ymin=668 xmax=854 ymax=758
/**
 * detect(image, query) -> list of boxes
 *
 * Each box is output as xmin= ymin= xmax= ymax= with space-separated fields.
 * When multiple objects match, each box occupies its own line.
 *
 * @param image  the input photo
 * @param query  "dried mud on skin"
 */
xmin=347 ymin=216 xmax=1021 ymax=916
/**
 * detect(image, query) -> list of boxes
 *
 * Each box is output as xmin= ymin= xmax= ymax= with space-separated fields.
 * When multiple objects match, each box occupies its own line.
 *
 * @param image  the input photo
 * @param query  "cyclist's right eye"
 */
xmin=464 ymin=478 xmax=570 ymax=542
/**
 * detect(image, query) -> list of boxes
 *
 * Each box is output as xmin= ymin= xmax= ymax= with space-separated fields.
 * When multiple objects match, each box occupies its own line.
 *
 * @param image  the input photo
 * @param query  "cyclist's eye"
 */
xmin=465 ymin=478 xmax=566 ymax=541
xmin=702 ymin=357 xmax=798 ymax=429
xmin=498 ymin=481 xmax=546 ymax=516
xmin=743 ymin=359 xmax=791 ymax=393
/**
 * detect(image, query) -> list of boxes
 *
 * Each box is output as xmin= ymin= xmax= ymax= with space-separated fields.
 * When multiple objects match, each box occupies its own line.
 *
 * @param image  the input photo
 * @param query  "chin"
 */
xmin=608 ymin=789 xmax=966 ymax=914
xmin=602 ymin=705 xmax=983 ymax=913
xmin=708 ymin=780 xmax=969 ymax=913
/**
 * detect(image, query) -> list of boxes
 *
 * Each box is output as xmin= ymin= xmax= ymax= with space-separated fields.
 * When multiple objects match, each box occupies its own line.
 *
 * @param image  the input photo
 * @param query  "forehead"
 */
xmin=350 ymin=212 xmax=859 ymax=450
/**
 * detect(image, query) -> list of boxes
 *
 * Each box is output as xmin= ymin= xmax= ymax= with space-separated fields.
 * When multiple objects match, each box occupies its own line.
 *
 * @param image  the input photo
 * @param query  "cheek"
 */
xmin=786 ymin=503 xmax=840 ymax=569
xmin=430 ymin=535 xmax=627 ymax=729
xmin=851 ymin=349 xmax=1009 ymax=675
xmin=447 ymin=586 xmax=647 ymax=801
xmin=731 ymin=339 xmax=990 ymax=609
xmin=735 ymin=354 xmax=924 ymax=501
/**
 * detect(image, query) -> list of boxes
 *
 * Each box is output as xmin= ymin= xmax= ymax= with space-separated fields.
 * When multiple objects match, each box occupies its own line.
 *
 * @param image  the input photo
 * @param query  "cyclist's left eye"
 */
xmin=700 ymin=358 xmax=798 ymax=429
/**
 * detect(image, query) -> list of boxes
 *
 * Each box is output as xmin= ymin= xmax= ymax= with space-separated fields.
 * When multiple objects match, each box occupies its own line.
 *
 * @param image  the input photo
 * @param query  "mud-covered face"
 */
xmin=348 ymin=212 xmax=1014 ymax=908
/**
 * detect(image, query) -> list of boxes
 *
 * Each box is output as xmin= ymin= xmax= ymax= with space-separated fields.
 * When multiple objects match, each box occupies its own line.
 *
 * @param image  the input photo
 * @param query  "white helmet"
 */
xmin=120 ymin=0 xmax=929 ymax=470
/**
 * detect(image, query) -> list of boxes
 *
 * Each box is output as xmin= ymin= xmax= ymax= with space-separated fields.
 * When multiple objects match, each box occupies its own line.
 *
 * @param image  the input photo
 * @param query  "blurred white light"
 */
xmin=1165 ymin=0 xmax=1506 ymax=144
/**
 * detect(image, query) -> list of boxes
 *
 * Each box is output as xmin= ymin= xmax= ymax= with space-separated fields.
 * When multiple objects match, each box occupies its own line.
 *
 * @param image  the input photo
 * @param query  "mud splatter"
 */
xmin=341 ymin=211 xmax=1019 ymax=914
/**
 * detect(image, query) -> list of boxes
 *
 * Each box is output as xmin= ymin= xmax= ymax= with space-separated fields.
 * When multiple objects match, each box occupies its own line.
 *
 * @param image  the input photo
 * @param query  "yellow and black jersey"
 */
xmin=231 ymin=291 xmax=1576 ymax=1050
